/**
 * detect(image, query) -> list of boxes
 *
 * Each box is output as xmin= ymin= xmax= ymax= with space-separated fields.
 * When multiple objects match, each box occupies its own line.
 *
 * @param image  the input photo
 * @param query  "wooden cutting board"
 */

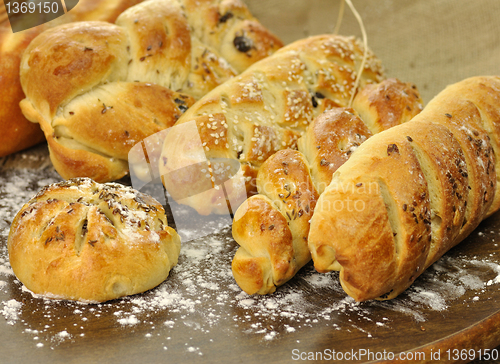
xmin=1 ymin=144 xmax=500 ymax=364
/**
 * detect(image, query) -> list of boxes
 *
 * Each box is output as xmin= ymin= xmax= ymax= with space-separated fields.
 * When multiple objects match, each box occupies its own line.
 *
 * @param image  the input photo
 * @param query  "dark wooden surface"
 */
xmin=2 ymin=144 xmax=500 ymax=364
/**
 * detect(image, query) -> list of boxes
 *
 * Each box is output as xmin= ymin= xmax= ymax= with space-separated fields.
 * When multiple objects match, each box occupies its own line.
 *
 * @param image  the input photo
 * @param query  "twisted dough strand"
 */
xmin=19 ymin=0 xmax=283 ymax=182
xmin=160 ymin=34 xmax=385 ymax=215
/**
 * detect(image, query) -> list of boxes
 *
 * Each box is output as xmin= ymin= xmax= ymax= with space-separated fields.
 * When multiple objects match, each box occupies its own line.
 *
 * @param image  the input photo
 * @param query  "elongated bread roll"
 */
xmin=232 ymin=149 xmax=319 ymax=294
xmin=8 ymin=178 xmax=181 ymax=302
xmin=159 ymin=34 xmax=385 ymax=215
xmin=232 ymin=79 xmax=423 ymax=294
xmin=309 ymin=76 xmax=499 ymax=302
xmin=0 ymin=0 xmax=146 ymax=158
xmin=19 ymin=0 xmax=283 ymax=182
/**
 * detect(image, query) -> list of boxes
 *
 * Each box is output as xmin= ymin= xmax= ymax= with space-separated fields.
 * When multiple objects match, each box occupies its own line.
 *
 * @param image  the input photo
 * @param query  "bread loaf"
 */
xmin=19 ymin=0 xmax=283 ymax=182
xmin=7 ymin=177 xmax=181 ymax=302
xmin=232 ymin=79 xmax=423 ymax=294
xmin=308 ymin=76 xmax=500 ymax=302
xmin=159 ymin=34 xmax=385 ymax=216
xmin=232 ymin=149 xmax=319 ymax=294
xmin=0 ymin=0 xmax=146 ymax=157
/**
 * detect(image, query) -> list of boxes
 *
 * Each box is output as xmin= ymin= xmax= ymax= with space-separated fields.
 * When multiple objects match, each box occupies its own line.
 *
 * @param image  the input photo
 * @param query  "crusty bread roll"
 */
xmin=0 ymin=0 xmax=146 ymax=157
xmin=159 ymin=34 xmax=385 ymax=216
xmin=232 ymin=79 xmax=423 ymax=295
xmin=8 ymin=177 xmax=181 ymax=303
xmin=309 ymin=76 xmax=500 ymax=302
xmin=232 ymin=149 xmax=319 ymax=294
xmin=19 ymin=0 xmax=283 ymax=182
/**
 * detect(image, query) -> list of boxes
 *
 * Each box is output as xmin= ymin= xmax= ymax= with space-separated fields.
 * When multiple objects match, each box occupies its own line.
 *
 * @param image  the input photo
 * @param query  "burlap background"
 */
xmin=246 ymin=0 xmax=500 ymax=103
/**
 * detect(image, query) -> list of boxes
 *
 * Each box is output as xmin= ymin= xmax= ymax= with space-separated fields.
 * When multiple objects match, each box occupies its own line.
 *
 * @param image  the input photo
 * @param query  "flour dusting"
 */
xmin=1 ymin=299 xmax=22 ymax=325
xmin=1 ymin=168 xmax=500 ymax=352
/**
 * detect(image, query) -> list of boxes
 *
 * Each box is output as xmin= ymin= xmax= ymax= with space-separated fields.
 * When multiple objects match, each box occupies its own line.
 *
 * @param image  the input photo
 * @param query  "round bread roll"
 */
xmin=7 ymin=178 xmax=181 ymax=303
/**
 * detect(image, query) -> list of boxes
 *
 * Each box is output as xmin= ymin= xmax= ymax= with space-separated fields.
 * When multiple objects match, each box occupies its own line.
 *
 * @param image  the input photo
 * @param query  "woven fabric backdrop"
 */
xmin=246 ymin=0 xmax=500 ymax=104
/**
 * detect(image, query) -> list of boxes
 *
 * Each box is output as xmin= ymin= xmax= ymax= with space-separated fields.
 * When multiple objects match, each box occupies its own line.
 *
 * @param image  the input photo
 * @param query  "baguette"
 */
xmin=19 ymin=0 xmax=283 ymax=182
xmin=232 ymin=79 xmax=423 ymax=294
xmin=308 ymin=76 xmax=499 ymax=302
xmin=159 ymin=34 xmax=385 ymax=216
xmin=0 ymin=0 xmax=146 ymax=157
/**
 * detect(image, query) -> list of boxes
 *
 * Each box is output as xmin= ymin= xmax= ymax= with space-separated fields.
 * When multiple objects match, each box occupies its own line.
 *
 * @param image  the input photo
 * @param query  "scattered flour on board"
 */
xmin=1 ymin=299 xmax=22 ymax=325
xmin=1 ymin=168 xmax=500 ymax=351
xmin=51 ymin=330 xmax=72 ymax=344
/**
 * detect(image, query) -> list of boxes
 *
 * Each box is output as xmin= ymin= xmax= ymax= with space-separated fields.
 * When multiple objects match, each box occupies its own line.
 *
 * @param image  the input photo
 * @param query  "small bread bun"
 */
xmin=7 ymin=178 xmax=181 ymax=303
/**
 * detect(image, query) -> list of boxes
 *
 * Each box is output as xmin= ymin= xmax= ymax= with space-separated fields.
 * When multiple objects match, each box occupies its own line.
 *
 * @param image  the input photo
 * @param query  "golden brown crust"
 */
xmin=309 ymin=76 xmax=500 ymax=302
xmin=232 ymin=150 xmax=317 ymax=294
xmin=256 ymin=149 xmax=318 ymax=265
xmin=21 ymin=22 xmax=130 ymax=119
xmin=19 ymin=0 xmax=283 ymax=181
xmin=0 ymin=0 xmax=145 ymax=157
xmin=232 ymin=195 xmax=293 ymax=295
xmin=431 ymin=76 xmax=500 ymax=218
xmin=66 ymin=0 xmax=146 ymax=21
xmin=231 ymin=79 xmax=424 ymax=296
xmin=310 ymin=129 xmax=432 ymax=301
xmin=352 ymin=78 xmax=424 ymax=133
xmin=0 ymin=28 xmax=46 ymax=156
xmin=182 ymin=0 xmax=283 ymax=73
xmin=311 ymin=179 xmax=397 ymax=299
xmin=160 ymin=34 xmax=385 ymax=215
xmin=45 ymin=133 xmax=130 ymax=182
xmin=397 ymin=121 xmax=468 ymax=267
xmin=421 ymin=97 xmax=495 ymax=242
xmin=298 ymin=108 xmax=372 ymax=195
xmin=7 ymin=178 xmax=181 ymax=302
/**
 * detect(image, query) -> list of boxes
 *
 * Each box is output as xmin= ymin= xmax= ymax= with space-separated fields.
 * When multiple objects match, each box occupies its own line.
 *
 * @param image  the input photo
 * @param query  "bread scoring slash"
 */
xmin=19 ymin=0 xmax=283 ymax=182
xmin=0 ymin=0 xmax=147 ymax=158
xmin=159 ymin=34 xmax=385 ymax=216
xmin=7 ymin=178 xmax=181 ymax=303
xmin=232 ymin=79 xmax=424 ymax=295
xmin=309 ymin=76 xmax=500 ymax=302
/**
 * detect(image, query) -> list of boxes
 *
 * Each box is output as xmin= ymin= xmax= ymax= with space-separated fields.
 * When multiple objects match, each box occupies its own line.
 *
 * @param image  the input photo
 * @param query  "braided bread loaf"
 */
xmin=309 ymin=76 xmax=500 ymax=302
xmin=159 ymin=34 xmax=385 ymax=215
xmin=0 ymin=0 xmax=146 ymax=157
xmin=19 ymin=0 xmax=283 ymax=182
xmin=232 ymin=79 xmax=423 ymax=295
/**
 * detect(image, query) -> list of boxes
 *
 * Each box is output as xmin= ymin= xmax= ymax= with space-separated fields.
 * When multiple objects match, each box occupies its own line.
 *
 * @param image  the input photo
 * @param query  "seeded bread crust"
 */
xmin=309 ymin=76 xmax=499 ymax=302
xmin=232 ymin=150 xmax=318 ymax=294
xmin=7 ymin=178 xmax=181 ymax=303
xmin=160 ymin=34 xmax=386 ymax=216
xmin=19 ymin=0 xmax=283 ymax=182
xmin=231 ymin=79 xmax=424 ymax=295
